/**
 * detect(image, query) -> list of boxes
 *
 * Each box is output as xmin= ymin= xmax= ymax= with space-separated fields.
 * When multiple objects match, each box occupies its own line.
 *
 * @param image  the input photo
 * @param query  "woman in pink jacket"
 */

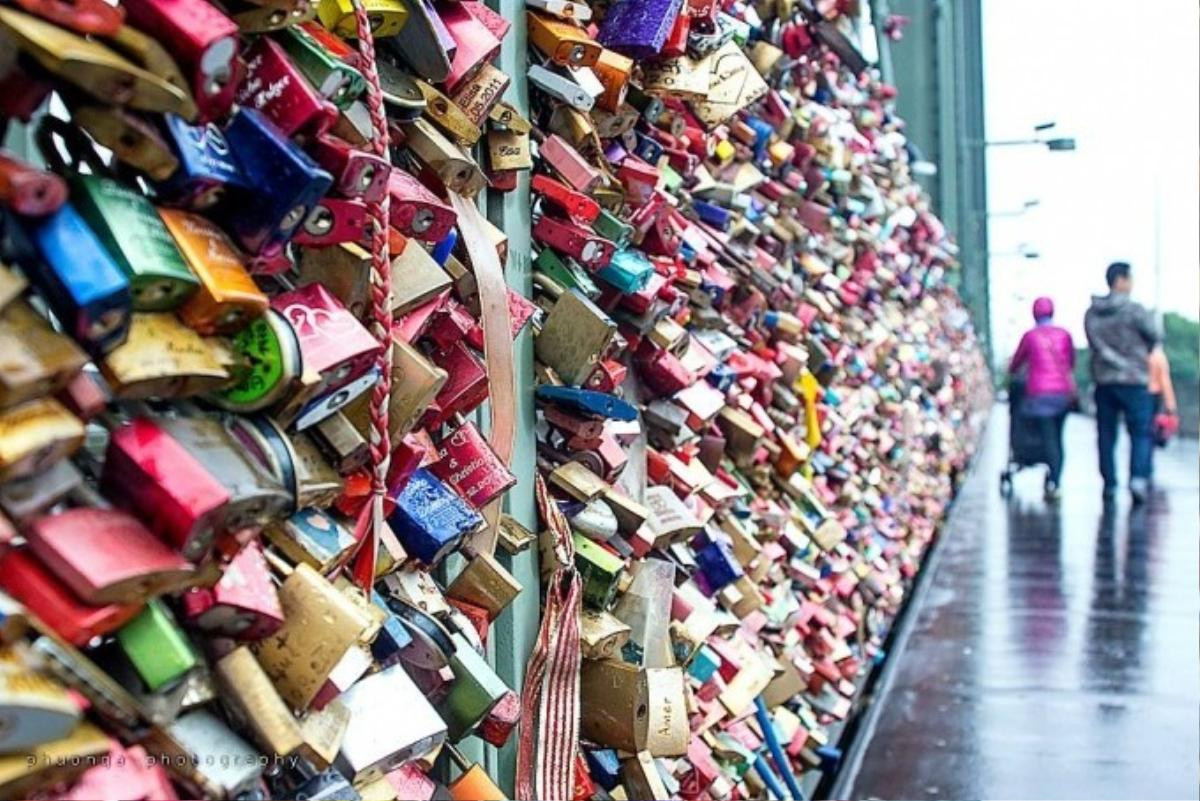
xmin=1009 ymin=297 xmax=1076 ymax=499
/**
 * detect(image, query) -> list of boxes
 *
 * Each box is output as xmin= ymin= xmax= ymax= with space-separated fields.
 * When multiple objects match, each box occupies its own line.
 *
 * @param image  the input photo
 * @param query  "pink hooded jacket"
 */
xmin=1010 ymin=322 xmax=1076 ymax=396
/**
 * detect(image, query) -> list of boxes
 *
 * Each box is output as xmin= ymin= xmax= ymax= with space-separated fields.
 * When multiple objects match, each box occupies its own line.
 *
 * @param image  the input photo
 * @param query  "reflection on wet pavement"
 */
xmin=846 ymin=405 xmax=1199 ymax=800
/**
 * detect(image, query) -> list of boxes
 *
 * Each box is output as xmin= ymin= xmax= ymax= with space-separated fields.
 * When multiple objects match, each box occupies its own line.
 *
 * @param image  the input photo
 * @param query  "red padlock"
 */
xmin=309 ymin=134 xmax=391 ymax=203
xmin=272 ymin=282 xmax=383 ymax=395
xmin=428 ymin=421 xmax=516 ymax=509
xmin=0 ymin=151 xmax=68 ymax=217
xmin=26 ymin=508 xmax=194 ymax=606
xmin=121 ymin=0 xmax=241 ymax=122
xmin=293 ymin=197 xmax=370 ymax=247
xmin=533 ymin=216 xmax=615 ymax=269
xmin=388 ymin=170 xmax=457 ymax=243
xmin=532 ymin=173 xmax=600 ymax=224
xmin=422 ymin=341 xmax=489 ymax=428
xmin=237 ymin=37 xmax=339 ymax=139
xmin=180 ymin=540 xmax=283 ymax=640
xmin=12 ymin=0 xmax=125 ymax=35
xmin=539 ymin=134 xmax=601 ymax=193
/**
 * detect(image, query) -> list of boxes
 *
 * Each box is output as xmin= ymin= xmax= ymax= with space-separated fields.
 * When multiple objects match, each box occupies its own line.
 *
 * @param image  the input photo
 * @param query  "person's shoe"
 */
xmin=1130 ymin=477 xmax=1149 ymax=505
xmin=1044 ymin=481 xmax=1061 ymax=502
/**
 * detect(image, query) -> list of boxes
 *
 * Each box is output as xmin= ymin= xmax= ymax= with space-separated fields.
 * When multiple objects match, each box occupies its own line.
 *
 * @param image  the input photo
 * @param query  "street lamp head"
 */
xmin=1045 ymin=138 xmax=1076 ymax=151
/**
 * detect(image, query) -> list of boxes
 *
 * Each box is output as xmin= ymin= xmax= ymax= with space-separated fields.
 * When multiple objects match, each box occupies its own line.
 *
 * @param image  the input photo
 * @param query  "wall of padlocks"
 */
xmin=0 ymin=0 xmax=992 ymax=797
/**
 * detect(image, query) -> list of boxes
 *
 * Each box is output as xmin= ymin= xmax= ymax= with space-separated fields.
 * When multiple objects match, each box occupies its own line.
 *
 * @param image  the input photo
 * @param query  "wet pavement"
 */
xmin=845 ymin=404 xmax=1199 ymax=800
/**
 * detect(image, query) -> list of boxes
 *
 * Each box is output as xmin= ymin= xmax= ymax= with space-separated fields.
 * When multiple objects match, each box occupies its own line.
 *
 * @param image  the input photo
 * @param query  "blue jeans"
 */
xmin=1095 ymin=383 xmax=1153 ymax=488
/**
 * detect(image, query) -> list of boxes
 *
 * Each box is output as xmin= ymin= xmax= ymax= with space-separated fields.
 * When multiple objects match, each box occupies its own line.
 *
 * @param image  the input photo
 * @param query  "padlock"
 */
xmin=309 ymin=134 xmax=391 ymax=202
xmin=380 ymin=0 xmax=451 ymax=83
xmin=591 ymin=208 xmax=634 ymax=249
xmin=428 ymin=422 xmax=517 ymax=510
xmin=0 ymin=301 xmax=87 ymax=411
xmin=212 ymin=645 xmax=302 ymax=756
xmin=423 ymin=340 xmax=489 ymax=428
xmin=391 ymin=239 xmax=453 ymax=314
xmin=209 ymin=309 xmax=303 ymax=413
xmin=596 ymin=0 xmax=682 ymax=57
xmin=26 ymin=507 xmax=194 ymax=606
xmin=229 ymin=0 xmax=318 ymax=33
xmin=620 ymin=751 xmax=669 ymax=800
xmin=237 ymin=36 xmax=339 ymax=139
xmin=0 ymin=398 xmax=84 ymax=483
xmin=579 ymin=608 xmax=632 ymax=660
xmin=155 ymin=115 xmax=249 ymax=210
xmin=387 ymin=468 xmax=482 ymax=566
xmin=0 ymin=7 xmax=193 ymax=117
xmin=180 ymin=540 xmax=284 ymax=639
xmin=120 ymin=0 xmax=241 ymax=121
xmin=99 ymin=312 xmax=233 ymax=399
xmin=334 ymin=664 xmax=447 ymax=783
xmin=0 ymin=548 xmax=140 ymax=646
xmin=278 ymin=25 xmax=365 ymax=109
xmin=534 ymin=249 xmax=600 ymax=298
xmin=437 ymin=0 xmax=500 ymax=91
xmin=436 ymin=632 xmax=509 ymax=742
xmin=527 ymin=63 xmax=594 ymax=111
xmin=272 ymin=281 xmax=382 ymax=401
xmin=112 ymin=599 xmax=197 ymax=692
xmin=156 ymin=207 xmax=268 ymax=334
xmin=571 ymin=533 xmax=623 ymax=610
xmin=594 ymin=248 xmax=654 ymax=293
xmin=161 ymin=710 xmax=265 ymax=798
xmin=0 ymin=647 xmax=81 ymax=752
xmin=532 ymin=174 xmax=599 ymax=224
xmin=410 ymin=79 xmax=482 ymax=147
xmin=580 ymin=660 xmax=688 ymax=756
xmin=252 ymin=559 xmax=374 ymax=709
xmin=218 ymin=107 xmax=334 ymax=256
xmin=291 ymin=365 xmax=379 ymax=431
xmin=16 ymin=202 xmax=131 ymax=354
xmin=402 ymin=118 xmax=487 ymax=196
xmin=444 ymin=743 xmax=507 ymax=801
xmin=0 ymin=459 xmax=80 ymax=527
xmin=388 ymin=170 xmax=457 ymax=243
xmin=535 ymin=289 xmax=616 ymax=385
xmin=445 ymin=550 xmax=522 ymax=621
xmin=263 ymin=507 xmax=356 ymax=573
xmin=66 ymin=105 xmax=176 ymax=183
xmin=642 ymin=53 xmax=711 ymax=100
xmin=449 ymin=62 xmax=510 ymax=128
xmin=533 ymin=216 xmax=615 ymax=269
xmin=0 ymin=151 xmax=67 ymax=216
xmin=235 ymin=417 xmax=344 ymax=510
xmin=538 ymin=134 xmax=601 ymax=193
xmin=528 ymin=11 xmax=601 ymax=66
xmin=316 ymin=0 xmax=408 ymax=39
xmin=292 ymin=196 xmax=369 ymax=246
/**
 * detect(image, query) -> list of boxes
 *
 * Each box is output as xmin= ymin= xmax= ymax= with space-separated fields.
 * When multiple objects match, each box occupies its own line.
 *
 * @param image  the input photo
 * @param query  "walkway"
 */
xmin=843 ymin=405 xmax=1199 ymax=800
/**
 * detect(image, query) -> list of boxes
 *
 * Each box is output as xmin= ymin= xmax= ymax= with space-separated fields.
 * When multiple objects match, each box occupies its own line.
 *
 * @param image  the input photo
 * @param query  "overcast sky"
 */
xmin=982 ymin=0 xmax=1199 ymax=363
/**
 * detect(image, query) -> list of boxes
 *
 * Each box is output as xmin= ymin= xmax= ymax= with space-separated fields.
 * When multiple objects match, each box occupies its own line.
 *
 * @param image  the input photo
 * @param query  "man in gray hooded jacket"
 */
xmin=1084 ymin=261 xmax=1158 ymax=504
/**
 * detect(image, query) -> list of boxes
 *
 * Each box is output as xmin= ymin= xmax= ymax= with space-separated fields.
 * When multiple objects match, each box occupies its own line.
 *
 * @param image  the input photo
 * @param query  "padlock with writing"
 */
xmin=423 ymin=341 xmax=489 ymax=428
xmin=120 ymin=0 xmax=241 ymax=122
xmin=450 ymin=62 xmax=511 ymax=128
xmin=208 ymin=309 xmax=303 ymax=413
xmin=580 ymin=660 xmax=689 ymax=756
xmin=17 ymin=202 xmax=131 ymax=354
xmin=387 ymin=468 xmax=483 ymax=566
xmin=218 ymin=107 xmax=334 ymax=256
xmin=272 ymin=281 xmax=382 ymax=399
xmin=237 ymin=36 xmax=339 ymax=139
xmin=428 ymin=422 xmax=517 ymax=510
xmin=264 ymin=507 xmax=357 ymax=573
xmin=278 ymin=25 xmax=365 ymax=109
xmin=252 ymin=558 xmax=375 ymax=709
xmin=157 ymin=207 xmax=268 ymax=334
xmin=155 ymin=115 xmax=249 ymax=210
xmin=100 ymin=311 xmax=233 ymax=399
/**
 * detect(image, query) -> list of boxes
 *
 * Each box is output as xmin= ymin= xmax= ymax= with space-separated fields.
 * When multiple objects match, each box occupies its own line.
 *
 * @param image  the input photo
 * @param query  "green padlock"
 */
xmin=535 ymin=248 xmax=600 ymax=299
xmin=435 ymin=633 xmax=509 ymax=742
xmin=591 ymin=208 xmax=634 ymax=249
xmin=114 ymin=599 xmax=197 ymax=692
xmin=573 ymin=532 xmax=624 ymax=610
xmin=69 ymin=174 xmax=199 ymax=312
xmin=278 ymin=27 xmax=366 ymax=109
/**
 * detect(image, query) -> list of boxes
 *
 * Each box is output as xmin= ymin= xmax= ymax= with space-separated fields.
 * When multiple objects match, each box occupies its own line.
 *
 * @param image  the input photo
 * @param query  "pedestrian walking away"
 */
xmin=1084 ymin=261 xmax=1159 ymax=504
xmin=1008 ymin=296 xmax=1076 ymax=500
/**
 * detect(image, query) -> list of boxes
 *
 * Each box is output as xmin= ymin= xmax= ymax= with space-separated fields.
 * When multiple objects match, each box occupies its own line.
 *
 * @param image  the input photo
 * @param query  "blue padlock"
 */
xmin=535 ymin=385 xmax=638 ymax=421
xmin=632 ymin=131 xmax=664 ymax=165
xmin=692 ymin=199 xmax=732 ymax=230
xmin=691 ymin=529 xmax=743 ymax=592
xmin=387 ymin=468 xmax=482 ymax=567
xmin=155 ymin=115 xmax=250 ymax=211
xmin=584 ymin=748 xmax=622 ymax=791
xmin=219 ymin=108 xmax=333 ymax=257
xmin=20 ymin=204 xmax=131 ymax=354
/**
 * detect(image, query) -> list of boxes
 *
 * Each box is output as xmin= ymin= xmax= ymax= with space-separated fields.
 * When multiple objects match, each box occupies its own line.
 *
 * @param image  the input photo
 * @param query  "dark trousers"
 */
xmin=1033 ymin=413 xmax=1066 ymax=484
xmin=1095 ymin=383 xmax=1153 ymax=487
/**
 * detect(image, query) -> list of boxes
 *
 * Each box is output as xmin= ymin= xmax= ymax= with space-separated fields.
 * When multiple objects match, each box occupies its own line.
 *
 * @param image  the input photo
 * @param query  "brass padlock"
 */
xmin=445 ymin=552 xmax=522 ymax=622
xmin=535 ymin=288 xmax=617 ymax=385
xmin=252 ymin=559 xmax=375 ymax=709
xmin=100 ymin=313 xmax=233 ymax=399
xmin=449 ymin=62 xmax=510 ymax=128
xmin=390 ymin=238 xmax=452 ymax=315
xmin=579 ymin=661 xmax=688 ymax=756
xmin=0 ymin=300 xmax=87 ymax=411
xmin=215 ymin=646 xmax=304 ymax=757
xmin=401 ymin=118 xmax=487 ymax=196
xmin=579 ymin=608 xmax=631 ymax=660
xmin=0 ymin=398 xmax=84 ymax=483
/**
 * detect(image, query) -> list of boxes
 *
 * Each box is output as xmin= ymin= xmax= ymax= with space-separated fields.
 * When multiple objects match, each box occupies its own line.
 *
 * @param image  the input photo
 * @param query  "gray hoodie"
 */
xmin=1083 ymin=292 xmax=1158 ymax=385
